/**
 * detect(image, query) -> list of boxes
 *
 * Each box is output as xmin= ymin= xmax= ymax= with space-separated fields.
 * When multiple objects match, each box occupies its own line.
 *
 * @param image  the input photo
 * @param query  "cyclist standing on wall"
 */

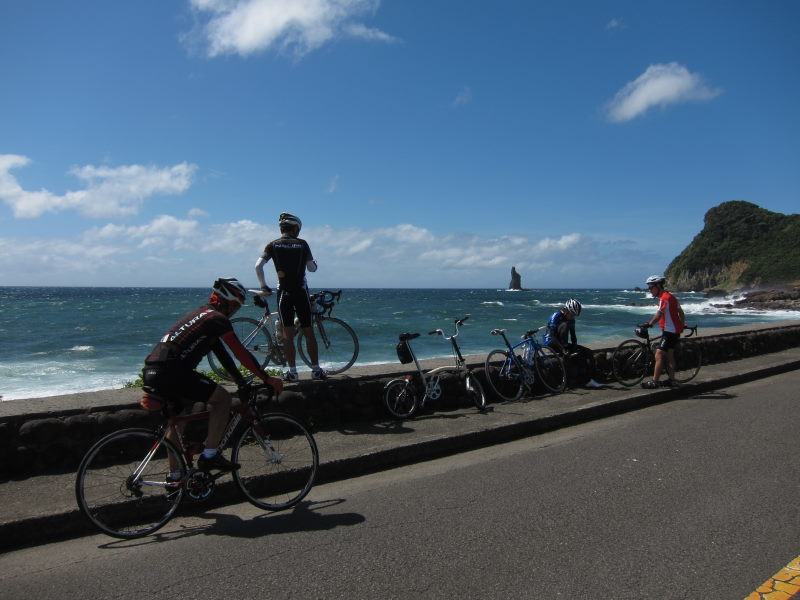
xmin=255 ymin=212 xmax=327 ymax=382
xmin=141 ymin=278 xmax=281 ymax=473
xmin=640 ymin=275 xmax=685 ymax=389
xmin=543 ymin=298 xmax=604 ymax=389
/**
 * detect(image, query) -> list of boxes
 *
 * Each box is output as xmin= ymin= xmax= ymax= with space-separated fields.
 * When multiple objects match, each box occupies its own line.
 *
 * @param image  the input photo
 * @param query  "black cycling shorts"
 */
xmin=141 ymin=364 xmax=217 ymax=413
xmin=277 ymin=287 xmax=313 ymax=328
xmin=658 ymin=331 xmax=680 ymax=351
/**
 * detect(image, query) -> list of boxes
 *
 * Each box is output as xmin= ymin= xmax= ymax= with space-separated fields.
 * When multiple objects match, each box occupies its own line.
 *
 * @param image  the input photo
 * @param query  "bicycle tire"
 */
xmin=232 ymin=413 xmax=319 ymax=511
xmin=75 ymin=428 xmax=186 ymax=539
xmin=534 ymin=345 xmax=567 ymax=393
xmin=612 ymin=339 xmax=650 ymax=387
xmin=673 ymin=340 xmax=702 ymax=383
xmin=484 ymin=349 xmax=524 ymax=402
xmin=465 ymin=370 xmax=487 ymax=410
xmin=297 ymin=316 xmax=359 ymax=375
xmin=207 ymin=317 xmax=274 ymax=381
xmin=383 ymin=378 xmax=418 ymax=418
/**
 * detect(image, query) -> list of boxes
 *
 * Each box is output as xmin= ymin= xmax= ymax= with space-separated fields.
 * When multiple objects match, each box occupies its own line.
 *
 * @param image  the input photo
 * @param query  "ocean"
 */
xmin=1 ymin=286 xmax=799 ymax=401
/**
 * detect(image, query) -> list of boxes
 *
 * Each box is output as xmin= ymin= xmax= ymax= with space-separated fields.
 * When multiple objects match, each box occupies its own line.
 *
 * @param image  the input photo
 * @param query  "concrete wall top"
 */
xmin=2 ymin=319 xmax=798 ymax=422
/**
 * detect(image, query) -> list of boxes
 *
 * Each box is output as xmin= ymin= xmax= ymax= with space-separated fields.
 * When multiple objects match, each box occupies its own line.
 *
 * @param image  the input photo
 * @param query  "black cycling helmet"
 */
xmin=279 ymin=212 xmax=302 ymax=232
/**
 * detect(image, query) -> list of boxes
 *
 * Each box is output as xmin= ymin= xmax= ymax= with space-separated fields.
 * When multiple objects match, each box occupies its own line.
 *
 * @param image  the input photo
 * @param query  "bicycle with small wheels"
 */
xmin=207 ymin=289 xmax=359 ymax=378
xmin=383 ymin=316 xmax=487 ymax=419
xmin=75 ymin=382 xmax=318 ymax=539
xmin=484 ymin=326 xmax=567 ymax=401
xmin=611 ymin=324 xmax=702 ymax=387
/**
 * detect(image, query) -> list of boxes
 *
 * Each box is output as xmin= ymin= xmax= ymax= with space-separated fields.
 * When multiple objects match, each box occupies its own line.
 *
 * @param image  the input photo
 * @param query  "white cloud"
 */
xmin=327 ymin=174 xmax=339 ymax=194
xmin=189 ymin=0 xmax=396 ymax=58
xmin=605 ymin=62 xmax=722 ymax=123
xmin=188 ymin=207 xmax=209 ymax=218
xmin=0 ymin=155 xmax=197 ymax=218
xmin=605 ymin=17 xmax=624 ymax=31
xmin=83 ymin=215 xmax=200 ymax=249
xmin=452 ymin=86 xmax=472 ymax=107
xmin=0 ymin=219 xmax=657 ymax=288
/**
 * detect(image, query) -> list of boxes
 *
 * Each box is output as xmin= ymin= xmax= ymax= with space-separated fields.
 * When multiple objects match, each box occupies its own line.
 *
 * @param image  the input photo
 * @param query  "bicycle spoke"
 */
xmin=75 ymin=429 xmax=185 ymax=539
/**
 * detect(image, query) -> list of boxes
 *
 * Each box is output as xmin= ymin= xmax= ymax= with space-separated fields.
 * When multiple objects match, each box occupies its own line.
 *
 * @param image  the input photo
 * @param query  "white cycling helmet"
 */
xmin=279 ymin=212 xmax=302 ymax=232
xmin=565 ymin=298 xmax=582 ymax=316
xmin=212 ymin=277 xmax=247 ymax=306
xmin=645 ymin=275 xmax=666 ymax=286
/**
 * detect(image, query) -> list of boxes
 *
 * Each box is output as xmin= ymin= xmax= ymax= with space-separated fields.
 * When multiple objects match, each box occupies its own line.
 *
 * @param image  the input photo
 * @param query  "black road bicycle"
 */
xmin=611 ymin=324 xmax=702 ymax=387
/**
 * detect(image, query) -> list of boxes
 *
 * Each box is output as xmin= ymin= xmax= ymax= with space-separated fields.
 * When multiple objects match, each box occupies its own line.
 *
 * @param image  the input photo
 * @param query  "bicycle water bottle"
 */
xmin=274 ymin=318 xmax=283 ymax=344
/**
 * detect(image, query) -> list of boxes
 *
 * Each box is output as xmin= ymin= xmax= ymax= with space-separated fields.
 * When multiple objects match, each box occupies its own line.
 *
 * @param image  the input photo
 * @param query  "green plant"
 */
xmin=122 ymin=365 xmax=280 ymax=388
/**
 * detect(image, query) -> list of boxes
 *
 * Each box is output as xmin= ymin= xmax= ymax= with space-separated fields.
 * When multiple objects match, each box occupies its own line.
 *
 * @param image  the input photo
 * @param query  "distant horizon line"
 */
xmin=0 ymin=285 xmax=641 ymax=291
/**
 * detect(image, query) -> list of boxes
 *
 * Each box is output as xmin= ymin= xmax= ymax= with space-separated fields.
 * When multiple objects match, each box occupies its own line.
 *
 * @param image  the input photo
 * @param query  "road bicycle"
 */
xmin=75 ymin=382 xmax=318 ymax=539
xmin=611 ymin=324 xmax=702 ymax=387
xmin=207 ymin=289 xmax=359 ymax=379
xmin=383 ymin=316 xmax=487 ymax=419
xmin=484 ymin=326 xmax=567 ymax=401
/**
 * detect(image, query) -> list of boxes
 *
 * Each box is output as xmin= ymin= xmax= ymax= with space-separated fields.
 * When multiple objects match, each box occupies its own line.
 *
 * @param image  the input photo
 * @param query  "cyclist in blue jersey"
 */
xmin=544 ymin=299 xmax=604 ymax=389
xmin=255 ymin=212 xmax=327 ymax=382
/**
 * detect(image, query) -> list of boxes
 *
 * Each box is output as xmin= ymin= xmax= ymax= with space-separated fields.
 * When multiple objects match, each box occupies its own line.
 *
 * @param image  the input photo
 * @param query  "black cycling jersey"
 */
xmin=262 ymin=234 xmax=314 ymax=290
xmin=145 ymin=304 xmax=233 ymax=370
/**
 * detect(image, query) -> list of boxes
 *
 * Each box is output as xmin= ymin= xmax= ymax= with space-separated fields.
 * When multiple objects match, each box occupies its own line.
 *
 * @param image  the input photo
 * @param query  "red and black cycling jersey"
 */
xmin=145 ymin=304 xmax=233 ymax=370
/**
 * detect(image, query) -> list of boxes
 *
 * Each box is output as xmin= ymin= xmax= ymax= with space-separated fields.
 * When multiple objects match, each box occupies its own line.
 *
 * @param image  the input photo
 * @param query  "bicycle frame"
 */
xmin=403 ymin=317 xmax=473 ymax=405
xmin=249 ymin=289 xmax=345 ymax=361
xmin=489 ymin=328 xmax=543 ymax=387
xmin=133 ymin=388 xmax=275 ymax=493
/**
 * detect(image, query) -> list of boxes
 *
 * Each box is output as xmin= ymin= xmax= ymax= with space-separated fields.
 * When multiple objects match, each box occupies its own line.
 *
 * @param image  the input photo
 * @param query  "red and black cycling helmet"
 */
xmin=211 ymin=277 xmax=247 ymax=306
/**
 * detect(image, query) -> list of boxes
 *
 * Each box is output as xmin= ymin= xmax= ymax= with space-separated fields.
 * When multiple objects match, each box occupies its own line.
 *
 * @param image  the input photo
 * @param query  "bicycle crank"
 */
xmin=186 ymin=470 xmax=216 ymax=501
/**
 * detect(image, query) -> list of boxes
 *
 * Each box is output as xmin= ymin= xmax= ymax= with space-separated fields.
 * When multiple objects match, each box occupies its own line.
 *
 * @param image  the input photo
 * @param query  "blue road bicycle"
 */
xmin=484 ymin=326 xmax=567 ymax=401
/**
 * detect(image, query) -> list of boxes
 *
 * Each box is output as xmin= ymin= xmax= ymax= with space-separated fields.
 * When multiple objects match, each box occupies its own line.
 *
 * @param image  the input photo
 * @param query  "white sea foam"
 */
xmin=483 ymin=301 xmax=505 ymax=306
xmin=70 ymin=345 xmax=95 ymax=352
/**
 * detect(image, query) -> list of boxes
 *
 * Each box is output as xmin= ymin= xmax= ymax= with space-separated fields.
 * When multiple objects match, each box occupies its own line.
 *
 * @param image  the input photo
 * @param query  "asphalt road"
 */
xmin=1 ymin=371 xmax=798 ymax=599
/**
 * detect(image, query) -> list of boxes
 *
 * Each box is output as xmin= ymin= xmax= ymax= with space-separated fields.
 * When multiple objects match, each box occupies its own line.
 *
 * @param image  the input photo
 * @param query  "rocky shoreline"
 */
xmin=710 ymin=288 xmax=800 ymax=311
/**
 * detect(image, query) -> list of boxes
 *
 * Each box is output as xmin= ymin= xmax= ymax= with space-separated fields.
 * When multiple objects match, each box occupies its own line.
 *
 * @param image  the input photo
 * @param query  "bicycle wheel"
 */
xmin=75 ymin=428 xmax=186 ymax=539
xmin=383 ymin=378 xmax=418 ymax=418
xmin=534 ymin=346 xmax=567 ymax=393
xmin=297 ymin=316 xmax=359 ymax=375
xmin=673 ymin=340 xmax=702 ymax=383
xmin=207 ymin=317 xmax=274 ymax=381
xmin=612 ymin=339 xmax=650 ymax=387
xmin=465 ymin=371 xmax=487 ymax=410
xmin=232 ymin=413 xmax=319 ymax=511
xmin=484 ymin=349 xmax=524 ymax=401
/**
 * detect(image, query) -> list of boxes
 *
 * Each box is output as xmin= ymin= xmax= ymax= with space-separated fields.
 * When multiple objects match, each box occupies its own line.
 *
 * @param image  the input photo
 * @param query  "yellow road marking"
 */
xmin=744 ymin=555 xmax=800 ymax=599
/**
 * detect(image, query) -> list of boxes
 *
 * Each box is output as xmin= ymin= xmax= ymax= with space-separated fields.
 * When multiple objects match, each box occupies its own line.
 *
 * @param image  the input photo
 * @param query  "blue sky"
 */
xmin=1 ymin=0 xmax=798 ymax=289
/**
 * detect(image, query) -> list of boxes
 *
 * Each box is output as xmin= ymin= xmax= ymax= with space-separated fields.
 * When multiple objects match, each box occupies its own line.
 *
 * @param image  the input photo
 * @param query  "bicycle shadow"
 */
xmin=98 ymin=499 xmax=364 ymax=548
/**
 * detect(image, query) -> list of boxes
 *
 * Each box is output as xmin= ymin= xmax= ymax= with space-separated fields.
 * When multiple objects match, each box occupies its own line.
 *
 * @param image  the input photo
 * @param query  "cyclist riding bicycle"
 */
xmin=255 ymin=212 xmax=327 ymax=382
xmin=543 ymin=298 xmax=604 ymax=389
xmin=640 ymin=275 xmax=686 ymax=389
xmin=140 ymin=277 xmax=282 ymax=473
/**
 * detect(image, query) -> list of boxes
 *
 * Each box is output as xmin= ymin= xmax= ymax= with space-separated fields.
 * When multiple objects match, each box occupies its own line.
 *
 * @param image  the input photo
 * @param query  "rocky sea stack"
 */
xmin=665 ymin=201 xmax=800 ymax=292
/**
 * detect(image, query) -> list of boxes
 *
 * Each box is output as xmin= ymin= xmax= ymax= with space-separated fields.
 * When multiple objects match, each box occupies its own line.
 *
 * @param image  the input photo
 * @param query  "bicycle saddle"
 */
xmin=399 ymin=332 xmax=420 ymax=341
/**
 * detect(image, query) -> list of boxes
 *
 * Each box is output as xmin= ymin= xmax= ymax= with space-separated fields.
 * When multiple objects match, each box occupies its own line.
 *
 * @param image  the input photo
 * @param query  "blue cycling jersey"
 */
xmin=544 ymin=310 xmax=577 ymax=347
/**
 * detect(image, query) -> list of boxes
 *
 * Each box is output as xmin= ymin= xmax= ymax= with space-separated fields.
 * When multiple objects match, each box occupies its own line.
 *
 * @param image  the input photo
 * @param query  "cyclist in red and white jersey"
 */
xmin=640 ymin=275 xmax=686 ymax=389
xmin=141 ymin=277 xmax=282 ymax=473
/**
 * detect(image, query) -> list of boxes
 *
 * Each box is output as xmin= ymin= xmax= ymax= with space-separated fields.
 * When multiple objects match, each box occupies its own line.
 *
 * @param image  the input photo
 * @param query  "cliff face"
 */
xmin=665 ymin=201 xmax=800 ymax=291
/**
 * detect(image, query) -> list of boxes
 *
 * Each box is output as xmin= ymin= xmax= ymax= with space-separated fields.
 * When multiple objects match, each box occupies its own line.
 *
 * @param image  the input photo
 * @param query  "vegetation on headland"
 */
xmin=664 ymin=201 xmax=800 ymax=292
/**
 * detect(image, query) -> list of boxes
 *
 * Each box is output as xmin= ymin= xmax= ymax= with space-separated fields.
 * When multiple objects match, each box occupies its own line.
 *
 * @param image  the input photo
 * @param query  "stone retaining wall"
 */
xmin=2 ymin=323 xmax=798 ymax=479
